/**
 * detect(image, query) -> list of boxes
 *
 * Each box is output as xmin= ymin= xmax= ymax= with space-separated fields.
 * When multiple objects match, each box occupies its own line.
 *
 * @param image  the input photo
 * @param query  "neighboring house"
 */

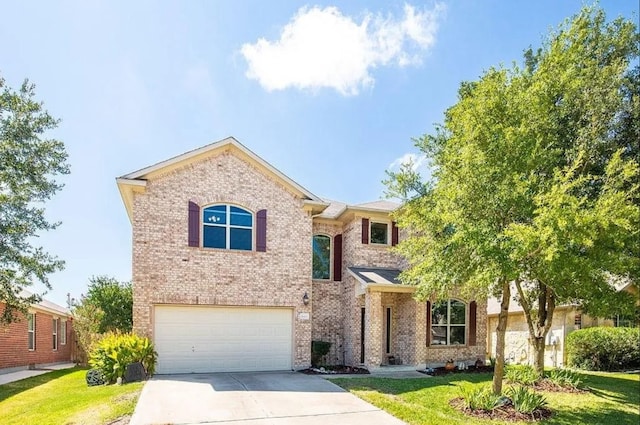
xmin=117 ymin=137 xmax=487 ymax=374
xmin=486 ymin=281 xmax=639 ymax=368
xmin=0 ymin=292 xmax=73 ymax=373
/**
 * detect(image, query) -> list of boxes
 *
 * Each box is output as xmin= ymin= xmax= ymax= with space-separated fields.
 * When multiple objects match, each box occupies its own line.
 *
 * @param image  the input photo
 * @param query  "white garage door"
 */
xmin=154 ymin=306 xmax=293 ymax=374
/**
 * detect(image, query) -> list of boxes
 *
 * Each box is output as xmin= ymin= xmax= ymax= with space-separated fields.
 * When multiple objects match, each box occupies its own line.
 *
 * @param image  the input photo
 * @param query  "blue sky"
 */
xmin=1 ymin=1 xmax=637 ymax=306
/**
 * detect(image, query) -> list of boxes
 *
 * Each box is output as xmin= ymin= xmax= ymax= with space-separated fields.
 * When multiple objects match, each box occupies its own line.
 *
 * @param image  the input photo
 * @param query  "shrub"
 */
xmin=311 ymin=340 xmax=331 ymax=367
xmin=505 ymin=364 xmax=541 ymax=386
xmin=566 ymin=327 xmax=640 ymax=371
xmin=89 ymin=332 xmax=157 ymax=384
xmin=507 ymin=386 xmax=547 ymax=414
xmin=545 ymin=368 xmax=583 ymax=389
xmin=459 ymin=385 xmax=504 ymax=411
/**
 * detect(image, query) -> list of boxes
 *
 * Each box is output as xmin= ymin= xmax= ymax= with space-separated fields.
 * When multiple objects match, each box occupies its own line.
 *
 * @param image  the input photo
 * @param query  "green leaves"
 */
xmin=0 ymin=76 xmax=69 ymax=323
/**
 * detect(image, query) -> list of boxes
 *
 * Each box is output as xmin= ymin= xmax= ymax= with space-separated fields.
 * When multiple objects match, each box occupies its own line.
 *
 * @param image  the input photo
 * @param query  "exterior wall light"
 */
xmin=302 ymin=292 xmax=310 ymax=305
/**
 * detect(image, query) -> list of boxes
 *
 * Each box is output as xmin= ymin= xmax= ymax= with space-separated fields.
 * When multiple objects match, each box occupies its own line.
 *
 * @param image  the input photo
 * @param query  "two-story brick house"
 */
xmin=117 ymin=137 xmax=486 ymax=374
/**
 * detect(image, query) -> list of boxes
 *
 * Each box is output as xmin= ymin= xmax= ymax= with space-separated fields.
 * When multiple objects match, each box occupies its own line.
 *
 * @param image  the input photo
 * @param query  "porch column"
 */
xmin=414 ymin=301 xmax=427 ymax=366
xmin=364 ymin=290 xmax=383 ymax=368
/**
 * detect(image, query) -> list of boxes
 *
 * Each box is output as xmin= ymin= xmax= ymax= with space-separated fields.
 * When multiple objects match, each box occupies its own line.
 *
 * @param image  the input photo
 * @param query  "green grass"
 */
xmin=0 ymin=367 xmax=145 ymax=425
xmin=331 ymin=370 xmax=639 ymax=425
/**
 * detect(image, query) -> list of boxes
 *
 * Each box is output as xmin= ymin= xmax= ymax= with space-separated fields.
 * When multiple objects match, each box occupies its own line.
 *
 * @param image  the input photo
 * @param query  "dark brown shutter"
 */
xmin=391 ymin=222 xmax=399 ymax=246
xmin=333 ymin=234 xmax=343 ymax=281
xmin=256 ymin=209 xmax=267 ymax=252
xmin=361 ymin=218 xmax=369 ymax=244
xmin=469 ymin=300 xmax=477 ymax=346
xmin=188 ymin=201 xmax=199 ymax=247
xmin=426 ymin=301 xmax=431 ymax=346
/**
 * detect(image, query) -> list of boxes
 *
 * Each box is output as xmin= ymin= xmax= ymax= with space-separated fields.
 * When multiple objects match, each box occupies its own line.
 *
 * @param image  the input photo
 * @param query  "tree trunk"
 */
xmin=492 ymin=278 xmax=510 ymax=395
xmin=531 ymin=283 xmax=555 ymax=375
xmin=515 ymin=279 xmax=556 ymax=377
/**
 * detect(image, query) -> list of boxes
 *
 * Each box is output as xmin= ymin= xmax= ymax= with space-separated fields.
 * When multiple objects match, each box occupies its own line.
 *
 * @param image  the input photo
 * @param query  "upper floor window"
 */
xmin=28 ymin=313 xmax=35 ymax=350
xmin=431 ymin=299 xmax=466 ymax=346
xmin=312 ymin=235 xmax=331 ymax=279
xmin=370 ymin=222 xmax=388 ymax=244
xmin=202 ymin=204 xmax=253 ymax=250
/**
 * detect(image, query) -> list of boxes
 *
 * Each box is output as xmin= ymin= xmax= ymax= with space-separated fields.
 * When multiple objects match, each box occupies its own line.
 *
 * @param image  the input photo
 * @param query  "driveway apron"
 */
xmin=130 ymin=371 xmax=406 ymax=425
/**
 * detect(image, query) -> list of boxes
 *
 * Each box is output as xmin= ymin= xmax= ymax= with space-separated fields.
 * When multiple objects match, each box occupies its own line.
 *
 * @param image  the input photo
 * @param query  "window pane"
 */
xmin=432 ymin=301 xmax=448 ymax=325
xmin=230 ymin=206 xmax=252 ymax=226
xmin=203 ymin=226 xmax=226 ymax=248
xmin=312 ymin=235 xmax=331 ymax=279
xmin=28 ymin=313 xmax=34 ymax=331
xmin=450 ymin=326 xmax=466 ymax=345
xmin=370 ymin=222 xmax=388 ymax=244
xmin=450 ymin=300 xmax=466 ymax=324
xmin=230 ymin=228 xmax=252 ymax=250
xmin=28 ymin=333 xmax=34 ymax=350
xmin=203 ymin=206 xmax=227 ymax=225
xmin=431 ymin=326 xmax=448 ymax=345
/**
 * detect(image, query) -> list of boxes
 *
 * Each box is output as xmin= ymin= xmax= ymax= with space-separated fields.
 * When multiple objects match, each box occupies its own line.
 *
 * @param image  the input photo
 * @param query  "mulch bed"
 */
xmin=450 ymin=398 xmax=553 ymax=422
xmin=299 ymin=365 xmax=370 ymax=375
xmin=419 ymin=365 xmax=495 ymax=376
xmin=533 ymin=380 xmax=588 ymax=393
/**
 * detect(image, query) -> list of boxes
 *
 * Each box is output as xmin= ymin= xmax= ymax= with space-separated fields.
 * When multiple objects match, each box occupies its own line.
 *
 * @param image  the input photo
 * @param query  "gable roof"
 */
xmin=19 ymin=289 xmax=70 ymax=317
xmin=117 ymin=137 xmax=326 ymax=222
xmin=315 ymin=198 xmax=399 ymax=221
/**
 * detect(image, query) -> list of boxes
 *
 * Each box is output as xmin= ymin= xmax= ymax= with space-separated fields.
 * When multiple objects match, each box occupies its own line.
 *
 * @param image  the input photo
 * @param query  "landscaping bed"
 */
xmin=299 ymin=365 xmax=370 ymax=375
xmin=450 ymin=397 xmax=553 ymax=422
xmin=420 ymin=365 xmax=494 ymax=376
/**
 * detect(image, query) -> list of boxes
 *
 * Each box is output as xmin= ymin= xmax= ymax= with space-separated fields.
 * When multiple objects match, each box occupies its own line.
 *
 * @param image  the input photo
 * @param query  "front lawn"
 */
xmin=0 ymin=367 xmax=144 ymax=425
xmin=331 ymin=370 xmax=639 ymax=425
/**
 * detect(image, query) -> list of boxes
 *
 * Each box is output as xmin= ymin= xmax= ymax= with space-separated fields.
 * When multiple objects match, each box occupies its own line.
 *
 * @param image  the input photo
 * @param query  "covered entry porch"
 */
xmin=349 ymin=267 xmax=426 ymax=369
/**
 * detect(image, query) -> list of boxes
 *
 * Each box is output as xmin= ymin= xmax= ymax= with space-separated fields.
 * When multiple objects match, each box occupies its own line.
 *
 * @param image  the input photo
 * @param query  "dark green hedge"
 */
xmin=566 ymin=327 xmax=640 ymax=371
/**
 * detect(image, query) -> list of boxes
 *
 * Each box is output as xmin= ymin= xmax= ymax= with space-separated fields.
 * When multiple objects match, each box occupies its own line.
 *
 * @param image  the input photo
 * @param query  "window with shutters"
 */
xmin=312 ymin=234 xmax=331 ymax=280
xmin=430 ymin=299 xmax=466 ymax=346
xmin=370 ymin=222 xmax=389 ymax=244
xmin=202 ymin=204 xmax=253 ymax=250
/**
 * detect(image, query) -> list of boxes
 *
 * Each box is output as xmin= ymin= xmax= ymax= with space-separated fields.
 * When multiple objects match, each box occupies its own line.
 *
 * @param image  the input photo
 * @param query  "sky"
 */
xmin=1 ymin=0 xmax=637 ymax=307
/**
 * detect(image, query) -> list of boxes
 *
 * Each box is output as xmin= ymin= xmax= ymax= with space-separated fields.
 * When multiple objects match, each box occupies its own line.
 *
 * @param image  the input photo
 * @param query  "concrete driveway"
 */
xmin=130 ymin=371 xmax=406 ymax=425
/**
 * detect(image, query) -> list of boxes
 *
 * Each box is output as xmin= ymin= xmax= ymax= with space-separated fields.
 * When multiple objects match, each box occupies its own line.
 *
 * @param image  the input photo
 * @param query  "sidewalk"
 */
xmin=0 ymin=363 xmax=76 ymax=386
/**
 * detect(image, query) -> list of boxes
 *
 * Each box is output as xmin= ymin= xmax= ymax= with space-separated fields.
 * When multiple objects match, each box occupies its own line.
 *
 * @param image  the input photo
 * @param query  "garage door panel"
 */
xmin=154 ymin=306 xmax=293 ymax=374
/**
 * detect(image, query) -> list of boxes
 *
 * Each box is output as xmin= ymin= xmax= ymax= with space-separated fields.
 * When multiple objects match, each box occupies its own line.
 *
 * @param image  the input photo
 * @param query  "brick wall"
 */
xmin=132 ymin=151 xmax=313 ymax=368
xmin=0 ymin=304 xmax=72 ymax=370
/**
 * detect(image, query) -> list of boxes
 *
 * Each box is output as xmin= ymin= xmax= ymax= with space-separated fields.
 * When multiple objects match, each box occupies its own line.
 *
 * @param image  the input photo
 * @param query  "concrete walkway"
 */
xmin=0 ymin=363 xmax=76 ymax=385
xmin=130 ymin=371 xmax=406 ymax=425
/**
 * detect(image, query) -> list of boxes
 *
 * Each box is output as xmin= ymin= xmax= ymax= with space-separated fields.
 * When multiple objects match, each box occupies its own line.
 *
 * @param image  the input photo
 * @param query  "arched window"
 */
xmin=202 ymin=204 xmax=253 ymax=250
xmin=312 ymin=234 xmax=331 ymax=279
xmin=431 ymin=299 xmax=466 ymax=345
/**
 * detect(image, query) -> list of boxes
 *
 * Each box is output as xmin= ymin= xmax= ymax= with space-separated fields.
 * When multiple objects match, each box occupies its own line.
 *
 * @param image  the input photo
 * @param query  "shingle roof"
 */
xmin=20 ymin=289 xmax=70 ymax=316
xmin=348 ymin=266 xmax=403 ymax=285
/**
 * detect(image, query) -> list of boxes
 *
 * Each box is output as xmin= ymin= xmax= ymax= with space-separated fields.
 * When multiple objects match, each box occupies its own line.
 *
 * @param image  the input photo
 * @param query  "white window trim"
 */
xmin=60 ymin=320 xmax=67 ymax=345
xmin=201 ymin=204 xmax=254 ymax=250
xmin=28 ymin=313 xmax=36 ymax=351
xmin=370 ymin=221 xmax=390 ymax=245
xmin=431 ymin=299 xmax=467 ymax=346
xmin=312 ymin=234 xmax=332 ymax=280
xmin=52 ymin=318 xmax=58 ymax=351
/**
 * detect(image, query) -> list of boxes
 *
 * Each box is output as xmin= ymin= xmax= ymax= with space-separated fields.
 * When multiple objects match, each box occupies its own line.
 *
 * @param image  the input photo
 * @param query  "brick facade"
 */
xmin=0 ymin=303 xmax=73 ymax=371
xmin=122 ymin=138 xmax=488 ymax=372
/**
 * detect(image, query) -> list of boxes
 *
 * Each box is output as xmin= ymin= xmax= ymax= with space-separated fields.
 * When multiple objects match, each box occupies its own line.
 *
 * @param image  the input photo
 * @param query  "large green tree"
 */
xmin=0 ymin=77 xmax=69 ymax=323
xmin=504 ymin=7 xmax=639 ymax=374
xmin=386 ymin=5 xmax=639 ymax=392
xmin=82 ymin=275 xmax=133 ymax=333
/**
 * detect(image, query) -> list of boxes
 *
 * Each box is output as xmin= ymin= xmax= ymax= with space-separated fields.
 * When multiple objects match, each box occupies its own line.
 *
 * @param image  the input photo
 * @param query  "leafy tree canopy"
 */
xmin=0 ymin=76 xmax=69 ymax=323
xmin=82 ymin=275 xmax=133 ymax=333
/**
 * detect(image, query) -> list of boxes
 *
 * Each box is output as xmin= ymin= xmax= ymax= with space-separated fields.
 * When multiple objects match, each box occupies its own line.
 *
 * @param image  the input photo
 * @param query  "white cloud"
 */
xmin=388 ymin=152 xmax=427 ymax=172
xmin=240 ymin=3 xmax=445 ymax=95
